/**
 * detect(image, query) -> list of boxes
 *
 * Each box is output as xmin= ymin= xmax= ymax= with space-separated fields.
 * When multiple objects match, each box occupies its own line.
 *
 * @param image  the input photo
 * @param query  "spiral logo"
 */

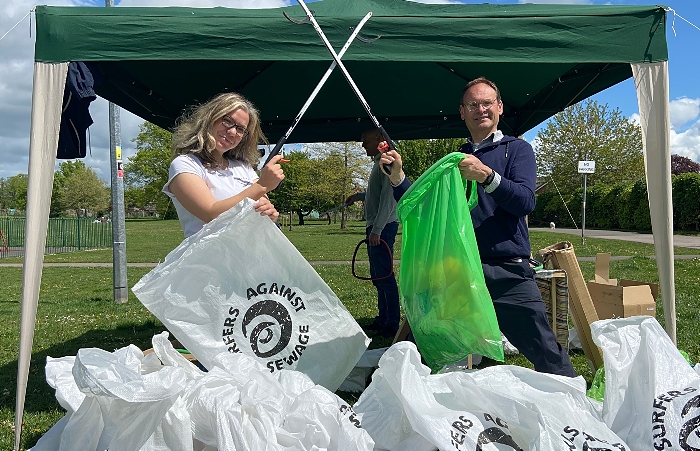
xmin=476 ymin=427 xmax=523 ymax=451
xmin=241 ymin=299 xmax=293 ymax=358
xmin=679 ymin=395 xmax=700 ymax=451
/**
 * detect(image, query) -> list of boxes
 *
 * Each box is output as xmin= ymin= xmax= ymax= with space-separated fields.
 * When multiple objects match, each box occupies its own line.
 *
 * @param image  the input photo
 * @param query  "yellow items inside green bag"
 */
xmin=397 ymin=152 xmax=504 ymax=371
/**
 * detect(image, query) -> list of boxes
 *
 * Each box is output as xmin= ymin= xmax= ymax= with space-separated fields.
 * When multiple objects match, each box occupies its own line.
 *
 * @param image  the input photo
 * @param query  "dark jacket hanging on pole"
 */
xmin=57 ymin=62 xmax=97 ymax=159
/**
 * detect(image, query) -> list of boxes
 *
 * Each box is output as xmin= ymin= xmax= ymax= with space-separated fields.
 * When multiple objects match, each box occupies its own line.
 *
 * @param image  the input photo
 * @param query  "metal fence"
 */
xmin=0 ymin=217 xmax=112 ymax=258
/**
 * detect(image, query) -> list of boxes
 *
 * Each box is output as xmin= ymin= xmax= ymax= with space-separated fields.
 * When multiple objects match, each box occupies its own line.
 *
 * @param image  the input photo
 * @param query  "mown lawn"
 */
xmin=1 ymin=218 xmax=698 ymax=449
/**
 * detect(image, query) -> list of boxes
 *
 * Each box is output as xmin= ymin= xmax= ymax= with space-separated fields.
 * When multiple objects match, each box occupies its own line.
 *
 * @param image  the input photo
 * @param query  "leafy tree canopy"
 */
xmin=397 ymin=138 xmax=467 ymax=182
xmin=52 ymin=160 xmax=109 ymax=216
xmin=267 ymin=141 xmax=370 ymax=227
xmin=124 ymin=122 xmax=173 ymax=217
xmin=0 ymin=174 xmax=29 ymax=210
xmin=535 ymin=99 xmax=644 ymax=193
xmin=671 ymin=154 xmax=700 ymax=175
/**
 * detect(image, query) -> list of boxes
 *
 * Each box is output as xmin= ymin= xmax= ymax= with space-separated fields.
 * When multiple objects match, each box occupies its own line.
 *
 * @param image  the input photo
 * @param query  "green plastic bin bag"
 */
xmin=396 ymin=152 xmax=504 ymax=371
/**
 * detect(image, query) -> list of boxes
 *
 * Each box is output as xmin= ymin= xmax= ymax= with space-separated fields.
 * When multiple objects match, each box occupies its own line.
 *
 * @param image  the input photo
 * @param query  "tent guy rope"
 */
xmin=0 ymin=8 xmax=33 ymax=43
xmin=665 ymin=7 xmax=700 ymax=36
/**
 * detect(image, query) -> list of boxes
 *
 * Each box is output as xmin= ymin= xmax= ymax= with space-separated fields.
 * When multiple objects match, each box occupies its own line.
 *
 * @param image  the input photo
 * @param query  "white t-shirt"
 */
xmin=163 ymin=154 xmax=258 ymax=237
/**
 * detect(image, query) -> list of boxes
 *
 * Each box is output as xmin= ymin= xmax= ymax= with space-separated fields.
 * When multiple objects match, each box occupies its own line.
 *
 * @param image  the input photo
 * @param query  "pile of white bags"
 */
xmin=32 ymin=316 xmax=696 ymax=450
xmin=354 ymin=341 xmax=629 ymax=451
xmin=133 ymin=199 xmax=369 ymax=392
xmin=30 ymin=332 xmax=375 ymax=451
xmin=592 ymin=316 xmax=700 ymax=450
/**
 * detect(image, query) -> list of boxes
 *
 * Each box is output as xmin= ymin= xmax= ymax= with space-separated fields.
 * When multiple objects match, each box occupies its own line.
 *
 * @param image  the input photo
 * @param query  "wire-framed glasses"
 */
xmin=462 ymin=99 xmax=498 ymax=112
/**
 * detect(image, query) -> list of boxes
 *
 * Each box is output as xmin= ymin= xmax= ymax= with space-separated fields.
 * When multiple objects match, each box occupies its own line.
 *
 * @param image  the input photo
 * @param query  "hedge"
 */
xmin=530 ymin=173 xmax=700 ymax=232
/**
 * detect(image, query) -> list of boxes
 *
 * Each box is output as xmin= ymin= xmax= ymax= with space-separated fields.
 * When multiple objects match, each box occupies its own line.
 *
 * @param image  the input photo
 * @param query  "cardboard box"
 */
xmin=586 ymin=253 xmax=658 ymax=320
xmin=538 ymin=242 xmax=603 ymax=369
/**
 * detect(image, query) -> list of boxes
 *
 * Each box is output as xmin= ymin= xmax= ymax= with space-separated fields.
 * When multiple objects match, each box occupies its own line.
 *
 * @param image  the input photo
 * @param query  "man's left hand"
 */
xmin=459 ymin=154 xmax=492 ymax=183
xmin=368 ymin=233 xmax=381 ymax=246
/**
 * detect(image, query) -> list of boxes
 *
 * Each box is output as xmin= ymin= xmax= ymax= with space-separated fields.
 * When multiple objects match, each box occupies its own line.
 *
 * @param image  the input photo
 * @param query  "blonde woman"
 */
xmin=163 ymin=93 xmax=284 ymax=237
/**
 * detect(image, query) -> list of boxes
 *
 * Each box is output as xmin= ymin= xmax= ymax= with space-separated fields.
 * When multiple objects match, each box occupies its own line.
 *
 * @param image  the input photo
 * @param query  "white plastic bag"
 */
xmin=65 ymin=346 xmax=191 ymax=451
xmin=354 ymin=341 xmax=629 ymax=451
xmin=133 ymin=199 xmax=369 ymax=391
xmin=182 ymin=349 xmax=375 ymax=450
xmin=33 ymin=333 xmax=375 ymax=451
xmin=591 ymin=316 xmax=700 ymax=450
xmin=29 ymin=341 xmax=194 ymax=451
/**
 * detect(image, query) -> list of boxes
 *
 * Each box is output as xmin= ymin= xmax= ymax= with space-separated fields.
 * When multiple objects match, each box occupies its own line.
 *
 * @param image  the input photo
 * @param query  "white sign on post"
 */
xmin=578 ymin=161 xmax=596 ymax=174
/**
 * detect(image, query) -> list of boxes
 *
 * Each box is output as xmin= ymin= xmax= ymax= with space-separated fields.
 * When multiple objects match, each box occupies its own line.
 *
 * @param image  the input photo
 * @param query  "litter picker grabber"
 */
xmin=293 ymin=0 xmax=397 ymax=174
xmin=263 ymin=11 xmax=373 ymax=166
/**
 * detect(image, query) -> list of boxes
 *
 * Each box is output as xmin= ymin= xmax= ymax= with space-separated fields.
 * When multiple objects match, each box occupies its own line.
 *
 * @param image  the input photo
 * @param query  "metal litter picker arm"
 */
xmin=263 ymin=11 xmax=373 ymax=166
xmin=295 ymin=0 xmax=397 ymax=174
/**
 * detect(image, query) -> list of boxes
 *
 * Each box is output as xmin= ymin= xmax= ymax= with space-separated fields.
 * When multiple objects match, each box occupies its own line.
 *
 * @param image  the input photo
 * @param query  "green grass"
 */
xmin=1 ymin=219 xmax=699 ymax=449
xmin=0 ymin=267 xmax=160 ymax=450
xmin=3 ymin=220 xmax=697 ymax=265
xmin=1 ymin=218 xmax=185 ymax=264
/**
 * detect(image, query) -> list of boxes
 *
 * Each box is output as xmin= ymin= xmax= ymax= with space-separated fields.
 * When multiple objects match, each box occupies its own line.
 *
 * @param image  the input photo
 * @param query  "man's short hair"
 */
xmin=461 ymin=77 xmax=501 ymax=102
xmin=361 ymin=127 xmax=382 ymax=140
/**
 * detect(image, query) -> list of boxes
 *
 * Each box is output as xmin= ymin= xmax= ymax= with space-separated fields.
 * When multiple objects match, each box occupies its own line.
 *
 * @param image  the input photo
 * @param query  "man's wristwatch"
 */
xmin=480 ymin=170 xmax=495 ymax=188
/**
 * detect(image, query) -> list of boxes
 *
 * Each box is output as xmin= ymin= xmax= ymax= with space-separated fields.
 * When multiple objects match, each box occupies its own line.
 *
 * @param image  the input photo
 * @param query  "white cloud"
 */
xmin=671 ymin=119 xmax=700 ymax=163
xmin=524 ymin=135 xmax=540 ymax=149
xmin=0 ymin=0 xmax=290 ymax=181
xmin=669 ymin=97 xmax=700 ymax=131
xmin=629 ymin=113 xmax=640 ymax=126
xmin=629 ymin=100 xmax=700 ymax=164
xmin=1 ymin=0 xmax=697 ymax=182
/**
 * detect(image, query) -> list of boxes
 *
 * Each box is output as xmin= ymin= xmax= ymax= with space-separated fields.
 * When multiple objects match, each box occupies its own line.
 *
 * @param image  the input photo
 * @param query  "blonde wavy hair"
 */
xmin=171 ymin=92 xmax=267 ymax=168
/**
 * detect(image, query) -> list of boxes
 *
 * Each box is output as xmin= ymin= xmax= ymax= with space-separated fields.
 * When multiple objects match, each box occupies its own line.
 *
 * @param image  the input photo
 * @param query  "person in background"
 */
xmin=378 ymin=78 xmax=577 ymax=377
xmin=163 ymin=92 xmax=284 ymax=238
xmin=346 ymin=128 xmax=401 ymax=338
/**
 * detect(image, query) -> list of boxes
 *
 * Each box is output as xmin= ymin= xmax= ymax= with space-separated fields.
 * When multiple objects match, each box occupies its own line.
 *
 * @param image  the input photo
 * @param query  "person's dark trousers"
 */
xmin=482 ymin=260 xmax=577 ymax=377
xmin=366 ymin=222 xmax=400 ymax=331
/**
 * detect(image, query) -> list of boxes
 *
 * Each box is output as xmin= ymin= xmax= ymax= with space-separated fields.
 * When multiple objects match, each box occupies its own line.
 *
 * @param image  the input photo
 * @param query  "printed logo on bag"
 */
xmin=449 ymin=413 xmax=522 ymax=450
xmin=652 ymin=386 xmax=699 ymax=450
xmin=560 ymin=426 xmax=627 ymax=450
xmin=339 ymin=404 xmax=362 ymax=428
xmin=221 ymin=282 xmax=310 ymax=372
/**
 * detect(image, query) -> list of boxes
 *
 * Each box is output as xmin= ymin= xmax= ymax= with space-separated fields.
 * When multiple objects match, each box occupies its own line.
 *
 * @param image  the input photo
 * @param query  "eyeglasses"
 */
xmin=221 ymin=115 xmax=249 ymax=137
xmin=462 ymin=99 xmax=498 ymax=112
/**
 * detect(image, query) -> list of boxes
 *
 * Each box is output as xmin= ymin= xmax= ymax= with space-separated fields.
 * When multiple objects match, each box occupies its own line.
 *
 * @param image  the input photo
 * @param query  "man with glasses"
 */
xmin=378 ymin=77 xmax=577 ymax=377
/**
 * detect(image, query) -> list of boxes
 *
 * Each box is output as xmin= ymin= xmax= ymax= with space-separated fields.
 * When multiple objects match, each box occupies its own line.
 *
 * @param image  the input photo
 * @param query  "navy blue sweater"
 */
xmin=394 ymin=135 xmax=536 ymax=261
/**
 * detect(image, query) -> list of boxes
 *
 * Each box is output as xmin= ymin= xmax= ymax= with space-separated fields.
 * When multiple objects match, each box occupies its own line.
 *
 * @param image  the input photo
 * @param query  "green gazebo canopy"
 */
xmin=34 ymin=1 xmax=667 ymax=142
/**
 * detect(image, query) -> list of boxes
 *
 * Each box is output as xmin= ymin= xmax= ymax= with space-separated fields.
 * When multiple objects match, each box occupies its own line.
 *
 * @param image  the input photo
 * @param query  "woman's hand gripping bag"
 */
xmin=396 ymin=152 xmax=503 ymax=371
xmin=133 ymin=198 xmax=369 ymax=392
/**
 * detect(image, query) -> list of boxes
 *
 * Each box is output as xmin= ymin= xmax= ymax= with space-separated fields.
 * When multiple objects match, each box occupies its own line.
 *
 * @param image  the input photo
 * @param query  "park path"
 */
xmin=529 ymin=227 xmax=700 ymax=250
xmin=1 ymin=229 xmax=699 ymax=267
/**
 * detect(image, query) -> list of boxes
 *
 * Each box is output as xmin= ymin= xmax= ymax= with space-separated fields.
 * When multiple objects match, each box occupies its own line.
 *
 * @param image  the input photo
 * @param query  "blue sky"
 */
xmin=0 ymin=0 xmax=698 ymax=181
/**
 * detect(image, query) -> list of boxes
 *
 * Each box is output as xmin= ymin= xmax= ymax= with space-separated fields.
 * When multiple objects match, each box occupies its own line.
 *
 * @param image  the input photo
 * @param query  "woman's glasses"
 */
xmin=221 ymin=115 xmax=249 ymax=137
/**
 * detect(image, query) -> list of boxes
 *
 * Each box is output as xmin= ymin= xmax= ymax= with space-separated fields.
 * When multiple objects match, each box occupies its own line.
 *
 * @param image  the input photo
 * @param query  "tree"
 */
xmin=53 ymin=161 xmax=109 ymax=216
xmin=124 ymin=122 xmax=173 ymax=217
xmin=397 ymin=138 xmax=466 ymax=182
xmin=0 ymin=174 xmax=28 ymax=210
xmin=267 ymin=151 xmax=316 ymax=226
xmin=535 ymin=100 xmax=644 ymax=193
xmin=671 ymin=154 xmax=700 ymax=175
xmin=307 ymin=141 xmax=370 ymax=229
